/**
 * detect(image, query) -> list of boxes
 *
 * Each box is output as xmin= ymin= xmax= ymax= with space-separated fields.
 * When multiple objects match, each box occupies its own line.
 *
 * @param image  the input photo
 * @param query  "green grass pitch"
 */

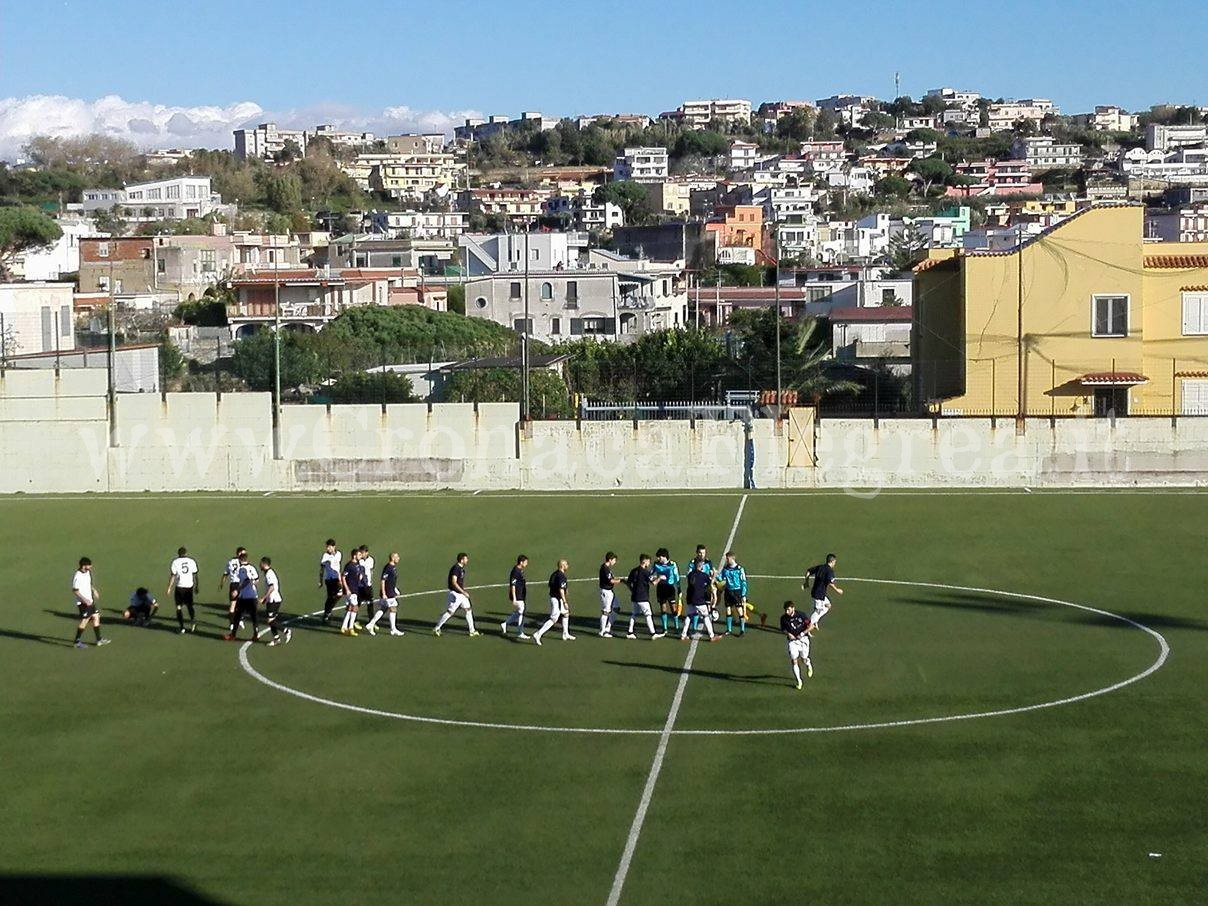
xmin=0 ymin=489 xmax=1204 ymax=904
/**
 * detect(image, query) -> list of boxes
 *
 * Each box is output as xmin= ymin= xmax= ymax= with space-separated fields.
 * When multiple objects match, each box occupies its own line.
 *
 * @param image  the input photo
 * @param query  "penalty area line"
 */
xmin=605 ymin=493 xmax=748 ymax=906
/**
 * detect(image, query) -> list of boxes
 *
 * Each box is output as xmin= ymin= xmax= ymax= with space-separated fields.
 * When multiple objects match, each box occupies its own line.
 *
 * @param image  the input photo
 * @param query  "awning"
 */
xmin=1077 ymin=372 xmax=1148 ymax=386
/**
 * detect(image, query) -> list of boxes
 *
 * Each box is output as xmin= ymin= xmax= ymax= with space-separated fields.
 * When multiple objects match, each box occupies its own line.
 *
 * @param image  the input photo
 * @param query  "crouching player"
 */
xmin=123 ymin=587 xmax=158 ymax=626
xmin=652 ymin=549 xmax=681 ymax=635
xmin=718 ymin=551 xmax=748 ymax=636
xmin=781 ymin=601 xmax=813 ymax=690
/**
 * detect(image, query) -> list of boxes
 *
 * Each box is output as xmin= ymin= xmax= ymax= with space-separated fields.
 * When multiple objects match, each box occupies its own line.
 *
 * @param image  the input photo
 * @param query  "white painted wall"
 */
xmin=2 ymin=371 xmax=1207 ymax=492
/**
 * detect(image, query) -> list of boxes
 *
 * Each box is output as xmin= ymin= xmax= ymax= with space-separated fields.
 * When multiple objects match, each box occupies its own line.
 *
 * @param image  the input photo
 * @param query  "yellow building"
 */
xmin=914 ymin=203 xmax=1208 ymax=416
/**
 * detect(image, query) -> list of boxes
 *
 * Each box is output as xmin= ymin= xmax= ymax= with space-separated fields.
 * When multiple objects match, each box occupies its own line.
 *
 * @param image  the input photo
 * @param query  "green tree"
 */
xmin=328 ymin=370 xmax=417 ymax=404
xmin=446 ymin=284 xmax=466 ymax=316
xmin=261 ymin=171 xmax=303 ymax=214
xmin=231 ymin=329 xmax=325 ymax=391
xmin=874 ymin=174 xmax=913 ymax=198
xmin=0 ymin=206 xmax=63 ymax=279
xmin=775 ymin=109 xmax=816 ymax=142
xmin=159 ymin=335 xmax=186 ymax=384
xmin=726 ymin=309 xmax=858 ymax=401
xmin=595 ymin=180 xmax=650 ymax=225
xmin=442 ymin=367 xmax=571 ymax=418
xmin=887 ymin=225 xmax=927 ymax=271
xmin=909 ymin=157 xmax=954 ymax=193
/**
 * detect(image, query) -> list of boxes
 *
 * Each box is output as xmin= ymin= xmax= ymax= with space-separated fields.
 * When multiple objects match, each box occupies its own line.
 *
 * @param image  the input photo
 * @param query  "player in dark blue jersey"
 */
xmin=804 ymin=553 xmax=843 ymax=633
xmin=338 ymin=549 xmax=364 ymax=637
xmin=366 ymin=552 xmax=404 ymax=637
xmin=224 ymin=552 xmax=260 ymax=642
xmin=679 ymin=558 xmax=720 ymax=642
xmin=780 ymin=601 xmax=813 ymax=690
xmin=534 ymin=559 xmax=574 ymax=645
xmin=598 ymin=552 xmax=622 ymax=637
xmin=624 ymin=553 xmax=665 ymax=639
xmin=434 ymin=553 xmax=480 ymax=637
xmin=501 ymin=555 xmax=530 ymax=639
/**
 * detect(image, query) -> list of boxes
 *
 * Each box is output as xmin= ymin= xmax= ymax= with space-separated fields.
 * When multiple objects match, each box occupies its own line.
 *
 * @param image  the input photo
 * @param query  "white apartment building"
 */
xmin=81 ymin=176 xmax=221 ymax=222
xmin=459 ymin=231 xmax=590 ymax=276
xmin=459 ymin=187 xmax=550 ymax=219
xmin=0 ymin=282 xmax=76 ymax=357
xmin=776 ymin=219 xmax=820 ymax=257
xmin=766 ymin=185 xmax=817 ymax=223
xmin=385 ymin=133 xmax=446 ymax=154
xmin=1086 ymin=105 xmax=1140 ymax=132
xmin=310 ymin=124 xmax=375 ymax=148
xmin=7 ymin=215 xmax=101 ymax=281
xmin=798 ymin=140 xmax=847 ymax=174
xmin=1011 ymin=136 xmax=1084 ymax=170
xmin=613 ymin=147 xmax=670 ymax=182
xmin=987 ymin=99 xmax=1055 ymax=131
xmin=925 ymin=88 xmax=981 ymax=109
xmin=369 ymin=153 xmax=465 ymax=199
xmin=233 ymin=123 xmax=308 ymax=160
xmin=368 ymin=210 xmax=467 ymax=240
xmin=1146 ymin=123 xmax=1208 ymax=152
xmin=675 ymin=99 xmax=752 ymax=128
xmin=730 ymin=141 xmax=759 ymax=171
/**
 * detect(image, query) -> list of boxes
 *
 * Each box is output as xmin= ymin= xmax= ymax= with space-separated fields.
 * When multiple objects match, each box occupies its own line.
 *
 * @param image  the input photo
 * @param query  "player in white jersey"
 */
xmin=72 ymin=556 xmax=110 ymax=648
xmin=318 ymin=539 xmax=342 ymax=624
xmin=167 ymin=546 xmax=199 ymax=634
xmin=260 ymin=556 xmax=291 ymax=646
xmin=219 ymin=546 xmax=247 ymax=629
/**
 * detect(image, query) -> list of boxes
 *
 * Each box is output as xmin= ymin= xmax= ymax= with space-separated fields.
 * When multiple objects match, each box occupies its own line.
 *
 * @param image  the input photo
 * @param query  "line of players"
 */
xmin=71 ymin=540 xmax=843 ymax=688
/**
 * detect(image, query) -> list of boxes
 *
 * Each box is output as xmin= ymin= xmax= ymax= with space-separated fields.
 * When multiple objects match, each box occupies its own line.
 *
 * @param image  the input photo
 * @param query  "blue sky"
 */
xmin=0 ymin=0 xmax=1205 ymax=156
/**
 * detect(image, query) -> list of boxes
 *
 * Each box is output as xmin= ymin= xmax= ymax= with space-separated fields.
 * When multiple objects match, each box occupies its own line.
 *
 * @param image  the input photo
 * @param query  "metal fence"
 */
xmin=579 ymin=399 xmax=754 ymax=422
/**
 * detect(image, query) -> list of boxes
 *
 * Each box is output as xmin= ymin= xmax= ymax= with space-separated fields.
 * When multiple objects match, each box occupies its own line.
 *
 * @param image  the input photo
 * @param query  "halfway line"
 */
xmin=605 ymin=493 xmax=749 ymax=906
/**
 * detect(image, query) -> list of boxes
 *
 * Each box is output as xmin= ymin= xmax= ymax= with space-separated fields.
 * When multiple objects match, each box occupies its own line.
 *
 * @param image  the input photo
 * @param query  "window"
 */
xmin=97 ymin=242 xmax=109 ymax=258
xmin=881 ymin=288 xmax=897 ymax=306
xmin=200 ymin=249 xmax=216 ymax=273
xmin=540 ymin=281 xmax=553 ymax=301
xmin=551 ymin=317 xmax=561 ymax=335
xmin=157 ymin=258 xmax=166 ymax=273
xmin=98 ymin=276 xmax=110 ymax=291
xmin=1182 ymin=292 xmax=1208 ymax=335
xmin=167 ymin=184 xmax=180 ymax=199
xmin=808 ymin=287 xmax=831 ymax=303
xmin=566 ymin=280 xmax=578 ymax=306
xmin=531 ymin=248 xmax=540 ymax=262
xmin=512 ymin=318 xmax=533 ymax=334
xmin=391 ymin=255 xmax=403 ymax=267
xmin=509 ymin=281 xmax=522 ymax=300
xmin=1092 ymin=294 xmax=1129 ymax=337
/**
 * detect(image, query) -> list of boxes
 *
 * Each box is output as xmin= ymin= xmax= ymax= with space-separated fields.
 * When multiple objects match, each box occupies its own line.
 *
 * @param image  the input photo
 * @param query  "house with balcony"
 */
xmin=947 ymin=159 xmax=1043 ymax=198
xmin=831 ymin=306 xmax=913 ymax=373
xmin=367 ymin=210 xmax=467 ymax=240
xmin=80 ymin=176 xmax=223 ymax=223
xmin=613 ymin=147 xmax=669 ymax=183
xmin=704 ymin=205 xmax=766 ymax=261
xmin=987 ymin=99 xmax=1056 ymax=131
xmin=669 ymin=99 xmax=752 ymax=128
xmin=925 ymin=88 xmax=982 ymax=109
xmin=1011 ymin=136 xmax=1084 ymax=171
xmin=458 ymin=187 xmax=550 ymax=219
xmin=780 ymin=264 xmax=912 ymax=313
xmin=233 ymin=123 xmax=308 ymax=160
xmin=368 ymin=153 xmax=465 ymax=199
xmin=730 ymin=141 xmax=760 ymax=171
xmin=913 ymin=203 xmax=1208 ymax=416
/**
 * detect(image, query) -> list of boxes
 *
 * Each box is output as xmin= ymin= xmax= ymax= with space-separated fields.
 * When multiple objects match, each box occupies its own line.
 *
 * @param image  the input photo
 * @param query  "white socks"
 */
xmin=561 ymin=615 xmax=571 ymax=638
xmin=792 ymin=663 xmax=802 ymax=683
xmin=388 ymin=611 xmax=398 ymax=631
xmin=600 ymin=613 xmax=609 ymax=633
xmin=434 ymin=611 xmax=452 ymax=631
xmin=465 ymin=610 xmax=476 ymax=633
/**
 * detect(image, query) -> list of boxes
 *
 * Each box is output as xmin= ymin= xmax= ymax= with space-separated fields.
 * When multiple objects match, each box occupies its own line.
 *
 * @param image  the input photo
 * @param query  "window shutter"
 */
xmin=570 ymin=318 xmax=583 ymax=336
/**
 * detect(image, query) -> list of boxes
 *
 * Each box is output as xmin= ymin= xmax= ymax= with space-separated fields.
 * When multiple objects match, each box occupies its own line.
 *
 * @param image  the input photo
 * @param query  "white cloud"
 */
xmin=0 ymin=94 xmax=483 ymax=161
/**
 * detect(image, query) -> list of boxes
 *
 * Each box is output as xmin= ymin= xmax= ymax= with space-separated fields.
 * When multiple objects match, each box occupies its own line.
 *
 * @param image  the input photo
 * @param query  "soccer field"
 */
xmin=1 ymin=489 xmax=1204 ymax=904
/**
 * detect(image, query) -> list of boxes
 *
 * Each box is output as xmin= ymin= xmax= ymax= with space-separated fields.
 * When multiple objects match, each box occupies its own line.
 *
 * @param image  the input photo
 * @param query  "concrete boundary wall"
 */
xmin=2 ymin=370 xmax=1207 ymax=492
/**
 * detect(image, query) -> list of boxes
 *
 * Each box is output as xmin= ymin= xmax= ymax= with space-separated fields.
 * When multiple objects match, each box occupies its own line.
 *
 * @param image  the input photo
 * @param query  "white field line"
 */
xmin=5 ymin=488 xmax=1208 ymax=503
xmin=604 ymin=493 xmax=749 ymax=906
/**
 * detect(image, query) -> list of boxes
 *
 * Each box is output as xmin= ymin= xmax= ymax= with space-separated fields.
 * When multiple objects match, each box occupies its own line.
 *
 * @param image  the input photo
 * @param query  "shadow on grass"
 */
xmin=0 ymin=627 xmax=75 ymax=647
xmin=896 ymin=592 xmax=1208 ymax=633
xmin=40 ymin=610 xmax=230 ymax=642
xmin=604 ymin=659 xmax=783 ymax=686
xmin=0 ymin=875 xmax=230 ymax=904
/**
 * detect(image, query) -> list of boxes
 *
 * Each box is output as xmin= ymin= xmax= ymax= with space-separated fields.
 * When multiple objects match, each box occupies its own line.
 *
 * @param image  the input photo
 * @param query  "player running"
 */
xmin=356 ymin=545 xmax=375 ymax=629
xmin=72 ymin=556 xmax=109 ymax=648
xmin=598 ymin=552 xmax=623 ymax=638
xmin=318 ymin=539 xmax=342 ymax=624
xmin=123 ymin=587 xmax=158 ymax=626
xmin=501 ymin=555 xmax=530 ymax=639
xmin=652 ymin=548 xmax=681 ymax=634
xmin=718 ymin=551 xmax=749 ymax=636
xmin=224 ymin=552 xmax=260 ymax=642
xmin=680 ymin=558 xmax=721 ymax=642
xmin=366 ymin=552 xmax=404 ymax=637
xmin=624 ymin=553 xmax=665 ymax=640
xmin=781 ymin=601 xmax=813 ymax=689
xmin=804 ymin=553 xmax=843 ymax=633
xmin=434 ymin=553 xmax=480 ymax=637
xmin=167 ymin=546 xmax=198 ymax=634
xmin=534 ymin=559 xmax=574 ymax=645
xmin=260 ymin=557 xmax=291 ymax=646
xmin=338 ymin=548 xmax=364 ymax=637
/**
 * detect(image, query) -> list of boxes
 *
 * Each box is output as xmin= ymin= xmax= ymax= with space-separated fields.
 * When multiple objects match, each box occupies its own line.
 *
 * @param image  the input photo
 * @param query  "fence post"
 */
xmin=1172 ymin=357 xmax=1178 ymax=427
xmin=873 ymin=373 xmax=879 ymax=427
xmin=1050 ymin=359 xmax=1056 ymax=426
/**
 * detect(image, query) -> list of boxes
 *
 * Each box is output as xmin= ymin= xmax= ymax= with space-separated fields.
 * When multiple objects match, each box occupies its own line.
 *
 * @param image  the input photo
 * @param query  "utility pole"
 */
xmin=774 ymin=224 xmax=782 ymax=414
xmin=1015 ymin=224 xmax=1025 ymax=431
xmin=272 ymin=274 xmax=282 ymax=459
xmin=107 ymin=298 xmax=118 ymax=448
xmin=521 ymin=219 xmax=531 ymax=422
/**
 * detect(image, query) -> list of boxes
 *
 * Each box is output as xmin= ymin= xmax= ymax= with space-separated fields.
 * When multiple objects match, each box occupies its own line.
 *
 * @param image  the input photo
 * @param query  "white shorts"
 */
xmin=510 ymin=598 xmax=525 ymax=610
xmin=811 ymin=598 xmax=831 ymax=623
xmin=549 ymin=596 xmax=569 ymax=618
xmin=788 ymin=637 xmax=811 ymax=661
xmin=446 ymin=591 xmax=470 ymax=613
xmin=599 ymin=588 xmax=615 ymax=613
xmin=344 ymin=593 xmax=359 ymax=608
xmin=630 ymin=601 xmax=652 ymax=616
xmin=379 ymin=597 xmax=397 ymax=611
